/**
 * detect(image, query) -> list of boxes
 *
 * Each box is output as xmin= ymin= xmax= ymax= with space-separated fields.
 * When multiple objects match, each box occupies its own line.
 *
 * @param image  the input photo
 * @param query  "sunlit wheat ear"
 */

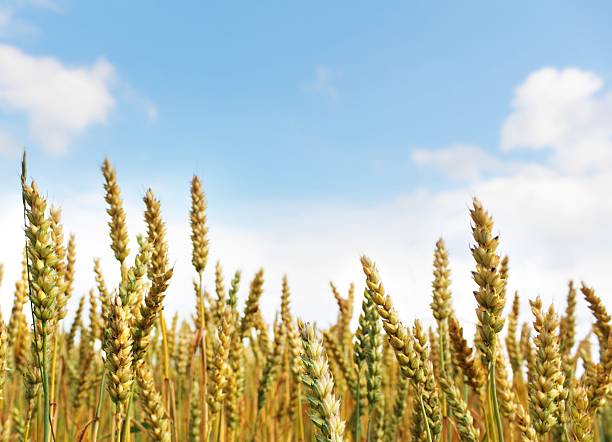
xmin=519 ymin=322 xmax=533 ymax=373
xmin=132 ymin=189 xmax=173 ymax=363
xmin=49 ymin=207 xmax=68 ymax=318
xmin=213 ymin=261 xmax=227 ymax=323
xmin=439 ymin=376 xmax=479 ymax=442
xmin=189 ymin=380 xmax=202 ymax=442
xmin=136 ymin=361 xmax=171 ymax=442
xmin=506 ymin=291 xmax=522 ymax=374
xmin=279 ymin=276 xmax=304 ymax=427
xmin=494 ymin=350 xmax=518 ymax=427
xmin=363 ymin=292 xmax=383 ymax=413
xmin=101 ymin=158 xmax=130 ymax=267
xmin=88 ymin=287 xmax=101 ymax=343
xmin=323 ymin=329 xmax=366 ymax=412
xmin=175 ymin=322 xmax=192 ymax=379
xmin=254 ymin=310 xmax=271 ymax=355
xmin=515 ymin=403 xmax=539 ymax=442
xmin=430 ymin=238 xmax=452 ymax=324
xmin=208 ymin=304 xmax=231 ymax=414
xmin=225 ymin=325 xmax=245 ymax=433
xmin=354 ymin=290 xmax=371 ymax=368
xmin=528 ymin=296 xmax=565 ymax=435
xmin=429 ymin=238 xmax=454 ymax=435
xmin=360 ymin=256 xmax=421 ymax=381
xmin=559 ymin=281 xmax=577 ymax=357
xmin=166 ymin=313 xmax=178 ymax=363
xmin=104 ymin=296 xmax=133 ymax=414
xmin=22 ymin=180 xmax=59 ymax=328
xmin=570 ymin=383 xmax=594 ymax=442
xmin=20 ymin=166 xmax=60 ymax=442
xmin=583 ymin=334 xmax=611 ymax=412
xmin=20 ymin=340 xmax=41 ymax=437
xmin=580 ymin=282 xmax=610 ymax=366
xmin=93 ymin=257 xmax=110 ymax=329
xmin=66 ymin=295 xmax=85 ymax=353
xmin=330 ymin=281 xmax=354 ymax=353
xmin=240 ymin=268 xmax=265 ymax=338
xmin=412 ymin=320 xmax=442 ymax=440
xmin=257 ymin=320 xmax=286 ymax=412
xmin=470 ymin=197 xmax=506 ymax=365
xmin=280 ymin=276 xmax=303 ymax=373
xmin=190 ymin=175 xmax=209 ymax=275
xmin=7 ymin=254 xmax=28 ymax=348
xmin=74 ymin=327 xmax=95 ymax=410
xmin=448 ymin=316 xmax=485 ymax=394
xmin=298 ymin=321 xmax=346 ymax=442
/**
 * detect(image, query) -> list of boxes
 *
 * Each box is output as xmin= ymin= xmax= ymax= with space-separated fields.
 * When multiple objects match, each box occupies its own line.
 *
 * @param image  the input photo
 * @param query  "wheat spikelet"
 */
xmin=189 ymin=380 xmax=202 ymax=442
xmin=104 ymin=296 xmax=134 ymax=413
xmin=66 ymin=295 xmax=85 ymax=353
xmin=87 ymin=288 xmax=101 ymax=343
xmin=132 ymin=190 xmax=173 ymax=363
xmin=240 ymin=268 xmax=265 ymax=338
xmin=74 ymin=327 xmax=94 ymax=410
xmin=324 ymin=329 xmax=367 ymax=414
xmin=93 ymin=258 xmax=110 ymax=328
xmin=448 ymin=316 xmax=485 ymax=393
xmin=7 ymin=256 xmax=28 ymax=348
xmin=580 ymin=282 xmax=610 ymax=366
xmin=101 ymin=158 xmax=130 ymax=267
xmin=412 ymin=320 xmax=442 ymax=440
xmin=430 ymin=238 xmax=452 ymax=323
xmin=190 ymin=175 xmax=209 ymax=274
xmin=330 ymin=282 xmax=354 ymax=354
xmin=515 ymin=403 xmax=538 ymax=442
xmin=136 ymin=361 xmax=171 ymax=442
xmin=470 ymin=198 xmax=506 ymax=365
xmin=439 ymin=376 xmax=479 ymax=442
xmin=528 ymin=297 xmax=565 ymax=435
xmin=506 ymin=291 xmax=522 ymax=374
xmin=360 ymin=256 xmax=421 ymax=381
xmin=22 ymin=180 xmax=59 ymax=326
xmin=257 ymin=320 xmax=286 ymax=411
xmin=570 ymin=382 xmax=594 ymax=442
xmin=495 ymin=350 xmax=518 ymax=429
xmin=49 ymin=207 xmax=69 ymax=321
xmin=364 ymin=293 xmax=383 ymax=413
xmin=207 ymin=304 xmax=231 ymax=414
xmin=299 ymin=321 xmax=346 ymax=442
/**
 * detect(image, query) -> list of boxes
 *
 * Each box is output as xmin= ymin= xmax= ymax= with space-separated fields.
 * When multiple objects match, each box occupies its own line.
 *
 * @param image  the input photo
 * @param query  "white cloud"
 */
xmin=0 ymin=43 xmax=116 ymax=154
xmin=501 ymin=67 xmax=612 ymax=174
xmin=308 ymin=66 xmax=339 ymax=99
xmin=411 ymin=144 xmax=509 ymax=182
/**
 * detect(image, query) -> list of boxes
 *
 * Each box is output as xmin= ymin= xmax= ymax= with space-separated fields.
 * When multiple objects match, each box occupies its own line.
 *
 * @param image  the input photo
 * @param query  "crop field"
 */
xmin=0 ymin=154 xmax=609 ymax=442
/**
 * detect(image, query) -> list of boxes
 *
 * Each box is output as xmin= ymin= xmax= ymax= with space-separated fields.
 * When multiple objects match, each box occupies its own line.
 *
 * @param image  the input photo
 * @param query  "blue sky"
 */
xmin=2 ymin=1 xmax=611 ymax=199
xmin=1 ymin=1 xmax=612 ymax=325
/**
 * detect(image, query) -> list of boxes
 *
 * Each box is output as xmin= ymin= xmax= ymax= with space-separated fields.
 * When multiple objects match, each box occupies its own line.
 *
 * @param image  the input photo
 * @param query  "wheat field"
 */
xmin=0 ymin=154 xmax=609 ymax=442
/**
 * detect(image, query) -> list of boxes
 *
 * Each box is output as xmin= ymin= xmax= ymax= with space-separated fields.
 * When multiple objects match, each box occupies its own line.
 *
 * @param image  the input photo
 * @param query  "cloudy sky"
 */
xmin=1 ymin=1 xmax=611 ymax=331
